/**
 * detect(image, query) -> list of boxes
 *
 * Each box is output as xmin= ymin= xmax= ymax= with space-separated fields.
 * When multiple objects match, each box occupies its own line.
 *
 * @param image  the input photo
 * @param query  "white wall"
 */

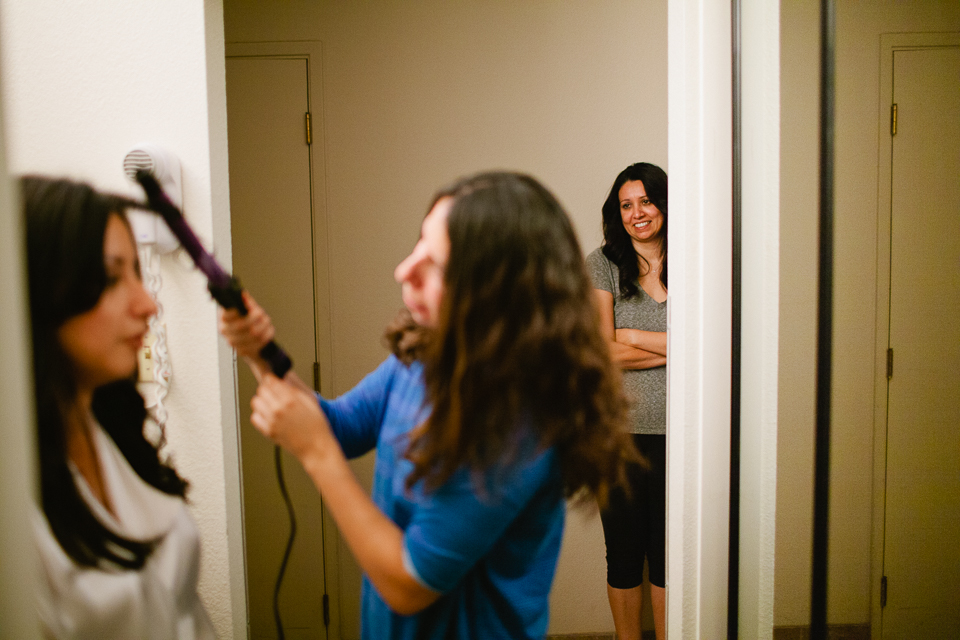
xmin=776 ymin=0 xmax=960 ymax=627
xmin=0 ymin=2 xmax=242 ymax=637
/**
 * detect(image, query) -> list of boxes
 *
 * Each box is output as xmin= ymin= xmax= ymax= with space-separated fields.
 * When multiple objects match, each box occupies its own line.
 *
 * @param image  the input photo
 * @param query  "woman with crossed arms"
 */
xmin=586 ymin=162 xmax=669 ymax=640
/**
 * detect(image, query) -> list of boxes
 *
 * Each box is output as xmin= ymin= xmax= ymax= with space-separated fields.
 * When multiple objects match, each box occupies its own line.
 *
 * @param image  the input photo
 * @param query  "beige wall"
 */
xmin=776 ymin=0 xmax=960 ymax=627
xmin=776 ymin=0 xmax=819 ymax=626
xmin=224 ymin=1 xmax=667 ymax=636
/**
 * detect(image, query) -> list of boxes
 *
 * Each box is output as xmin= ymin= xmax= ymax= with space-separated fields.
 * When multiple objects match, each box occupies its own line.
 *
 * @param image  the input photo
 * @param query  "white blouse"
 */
xmin=33 ymin=423 xmax=216 ymax=640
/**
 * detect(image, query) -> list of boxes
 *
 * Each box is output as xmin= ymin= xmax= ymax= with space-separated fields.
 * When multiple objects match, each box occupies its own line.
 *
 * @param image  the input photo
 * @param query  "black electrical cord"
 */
xmin=729 ymin=0 xmax=743 ymax=637
xmin=132 ymin=172 xmax=299 ymax=640
xmin=811 ymin=0 xmax=836 ymax=637
xmin=273 ymin=445 xmax=297 ymax=640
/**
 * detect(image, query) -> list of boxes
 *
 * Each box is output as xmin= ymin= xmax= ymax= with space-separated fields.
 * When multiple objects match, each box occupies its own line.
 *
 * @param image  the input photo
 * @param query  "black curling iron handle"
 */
xmin=209 ymin=276 xmax=292 ymax=379
xmin=259 ymin=342 xmax=292 ymax=379
xmin=134 ymin=170 xmax=292 ymax=379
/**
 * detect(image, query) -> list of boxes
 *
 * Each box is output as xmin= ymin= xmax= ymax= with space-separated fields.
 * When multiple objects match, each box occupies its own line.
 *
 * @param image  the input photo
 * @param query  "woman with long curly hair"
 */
xmin=24 ymin=176 xmax=215 ymax=639
xmin=586 ymin=162 xmax=668 ymax=640
xmin=221 ymin=171 xmax=636 ymax=639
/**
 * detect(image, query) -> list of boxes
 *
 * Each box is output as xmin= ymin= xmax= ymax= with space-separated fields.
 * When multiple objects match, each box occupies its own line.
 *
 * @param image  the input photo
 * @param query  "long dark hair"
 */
xmin=402 ymin=172 xmax=636 ymax=507
xmin=600 ymin=162 xmax=668 ymax=298
xmin=23 ymin=176 xmax=188 ymax=570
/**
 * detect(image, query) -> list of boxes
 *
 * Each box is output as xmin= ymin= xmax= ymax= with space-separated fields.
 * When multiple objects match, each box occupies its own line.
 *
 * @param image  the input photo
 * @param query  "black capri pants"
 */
xmin=599 ymin=433 xmax=666 ymax=589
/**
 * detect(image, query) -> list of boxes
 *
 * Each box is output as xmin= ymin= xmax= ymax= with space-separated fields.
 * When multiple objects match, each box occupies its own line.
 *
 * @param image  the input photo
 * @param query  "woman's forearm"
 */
xmin=241 ymin=356 xmax=315 ymax=396
xmin=594 ymin=289 xmax=666 ymax=369
xmin=298 ymin=443 xmax=440 ymax=615
xmin=614 ymin=329 xmax=667 ymax=356
xmin=249 ymin=375 xmax=440 ymax=615
xmin=608 ymin=341 xmax=667 ymax=370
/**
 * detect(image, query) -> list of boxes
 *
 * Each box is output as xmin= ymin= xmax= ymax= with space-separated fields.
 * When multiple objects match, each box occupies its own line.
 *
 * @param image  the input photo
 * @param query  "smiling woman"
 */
xmin=587 ymin=162 xmax=669 ymax=640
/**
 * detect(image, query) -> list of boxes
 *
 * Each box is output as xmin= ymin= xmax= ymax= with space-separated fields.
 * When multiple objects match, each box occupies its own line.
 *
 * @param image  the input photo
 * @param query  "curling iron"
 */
xmin=135 ymin=170 xmax=292 ymax=378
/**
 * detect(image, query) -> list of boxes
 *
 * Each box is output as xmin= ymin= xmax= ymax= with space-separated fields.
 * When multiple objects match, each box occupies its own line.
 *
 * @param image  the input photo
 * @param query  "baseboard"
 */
xmin=547 ymin=625 xmax=868 ymax=640
xmin=773 ymin=624 xmax=870 ymax=640
xmin=545 ymin=633 xmax=656 ymax=640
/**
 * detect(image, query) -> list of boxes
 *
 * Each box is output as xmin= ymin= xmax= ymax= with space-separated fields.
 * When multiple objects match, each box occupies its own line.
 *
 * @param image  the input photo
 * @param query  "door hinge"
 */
xmin=313 ymin=361 xmax=321 ymax=392
xmin=880 ymin=575 xmax=887 ymax=608
xmin=887 ymin=348 xmax=894 ymax=379
xmin=305 ymin=112 xmax=313 ymax=145
xmin=891 ymin=104 xmax=897 ymax=136
xmin=322 ymin=593 xmax=330 ymax=626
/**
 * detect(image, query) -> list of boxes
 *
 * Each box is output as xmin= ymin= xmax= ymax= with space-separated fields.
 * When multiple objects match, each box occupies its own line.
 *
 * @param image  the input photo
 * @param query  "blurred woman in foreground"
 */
xmin=24 ymin=176 xmax=215 ymax=639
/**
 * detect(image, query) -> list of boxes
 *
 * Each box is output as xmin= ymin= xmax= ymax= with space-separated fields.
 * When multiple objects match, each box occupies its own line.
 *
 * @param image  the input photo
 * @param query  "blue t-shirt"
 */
xmin=319 ymin=356 xmax=565 ymax=640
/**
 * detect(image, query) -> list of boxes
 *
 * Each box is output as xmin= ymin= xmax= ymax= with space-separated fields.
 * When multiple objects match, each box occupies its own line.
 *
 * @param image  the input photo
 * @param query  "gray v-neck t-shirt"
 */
xmin=586 ymin=247 xmax=667 ymax=435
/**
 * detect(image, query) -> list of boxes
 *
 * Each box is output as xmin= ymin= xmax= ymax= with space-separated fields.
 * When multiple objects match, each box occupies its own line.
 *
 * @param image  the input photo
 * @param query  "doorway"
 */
xmin=874 ymin=37 xmax=960 ymax=639
xmin=226 ymin=45 xmax=335 ymax=639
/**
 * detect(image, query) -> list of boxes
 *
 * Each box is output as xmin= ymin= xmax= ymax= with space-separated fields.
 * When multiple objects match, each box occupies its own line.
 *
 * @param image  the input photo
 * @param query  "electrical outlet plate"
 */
xmin=137 ymin=330 xmax=158 ymax=382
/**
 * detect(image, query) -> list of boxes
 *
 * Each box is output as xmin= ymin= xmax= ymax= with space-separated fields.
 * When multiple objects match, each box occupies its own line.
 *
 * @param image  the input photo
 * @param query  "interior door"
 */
xmin=882 ymin=45 xmax=960 ymax=639
xmin=226 ymin=56 xmax=327 ymax=640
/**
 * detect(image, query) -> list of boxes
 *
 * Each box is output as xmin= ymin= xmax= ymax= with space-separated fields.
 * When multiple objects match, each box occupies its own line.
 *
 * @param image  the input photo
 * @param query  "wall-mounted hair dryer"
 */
xmin=123 ymin=144 xmax=181 ymax=253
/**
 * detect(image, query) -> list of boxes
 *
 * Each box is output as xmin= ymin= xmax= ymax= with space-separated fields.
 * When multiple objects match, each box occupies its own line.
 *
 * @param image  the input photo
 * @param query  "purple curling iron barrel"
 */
xmin=135 ymin=170 xmax=293 ymax=378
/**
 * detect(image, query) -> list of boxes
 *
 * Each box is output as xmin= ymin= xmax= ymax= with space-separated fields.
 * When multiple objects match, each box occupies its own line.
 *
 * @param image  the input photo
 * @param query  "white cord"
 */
xmin=137 ymin=243 xmax=171 ymax=451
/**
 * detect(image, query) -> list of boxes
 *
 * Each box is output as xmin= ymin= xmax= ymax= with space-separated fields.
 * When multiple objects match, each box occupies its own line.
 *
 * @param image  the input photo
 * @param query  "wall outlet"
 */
xmin=137 ymin=330 xmax=158 ymax=382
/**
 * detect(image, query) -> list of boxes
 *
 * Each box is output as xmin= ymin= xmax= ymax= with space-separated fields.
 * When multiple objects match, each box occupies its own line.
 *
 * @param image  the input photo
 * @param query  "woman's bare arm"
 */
xmin=250 ymin=376 xmax=441 ymax=615
xmin=220 ymin=292 xmax=315 ymax=394
xmin=614 ymin=328 xmax=667 ymax=357
xmin=594 ymin=290 xmax=667 ymax=370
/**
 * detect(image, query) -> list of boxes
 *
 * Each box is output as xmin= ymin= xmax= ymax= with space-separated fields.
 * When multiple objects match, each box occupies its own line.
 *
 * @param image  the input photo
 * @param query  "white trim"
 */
xmin=205 ymin=4 xmax=248 ymax=633
xmin=738 ymin=1 xmax=781 ymax=638
xmin=667 ymin=1 xmax=733 ymax=637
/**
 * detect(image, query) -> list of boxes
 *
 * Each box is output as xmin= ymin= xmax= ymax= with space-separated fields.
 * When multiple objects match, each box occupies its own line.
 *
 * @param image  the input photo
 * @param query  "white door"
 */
xmin=881 ymin=45 xmax=960 ymax=639
xmin=226 ymin=56 xmax=328 ymax=640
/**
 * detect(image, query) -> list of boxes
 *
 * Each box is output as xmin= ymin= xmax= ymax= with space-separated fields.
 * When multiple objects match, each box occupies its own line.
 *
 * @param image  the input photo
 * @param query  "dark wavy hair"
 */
xmin=23 ymin=176 xmax=188 ymax=570
xmin=600 ymin=162 xmax=668 ymax=298
xmin=398 ymin=172 xmax=637 ymax=507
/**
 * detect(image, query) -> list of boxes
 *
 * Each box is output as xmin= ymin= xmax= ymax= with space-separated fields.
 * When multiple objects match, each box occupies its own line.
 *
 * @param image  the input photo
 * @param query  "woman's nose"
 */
xmin=395 ymin=252 xmax=419 ymax=284
xmin=133 ymin=280 xmax=158 ymax=318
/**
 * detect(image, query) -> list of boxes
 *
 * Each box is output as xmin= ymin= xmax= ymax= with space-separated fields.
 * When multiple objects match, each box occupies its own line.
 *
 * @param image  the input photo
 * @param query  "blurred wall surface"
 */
xmin=0 ymin=1 xmax=243 ymax=637
xmin=0 ymin=31 xmax=41 ymax=639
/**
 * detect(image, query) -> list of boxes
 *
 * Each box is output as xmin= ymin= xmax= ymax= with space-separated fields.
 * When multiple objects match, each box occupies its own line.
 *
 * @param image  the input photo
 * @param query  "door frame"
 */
xmin=666 ymin=1 xmax=734 ymax=637
xmin=871 ymin=31 xmax=960 ymax=639
xmin=224 ymin=39 xmax=338 ymax=639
